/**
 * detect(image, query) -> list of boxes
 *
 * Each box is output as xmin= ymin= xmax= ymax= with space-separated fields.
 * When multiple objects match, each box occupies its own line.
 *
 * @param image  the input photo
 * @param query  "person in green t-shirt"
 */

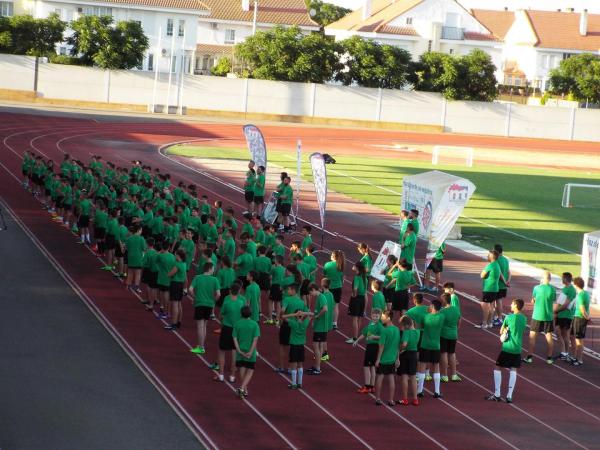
xmin=571 ymin=277 xmax=591 ymax=366
xmin=443 ymin=282 xmax=460 ymax=314
xmin=277 ymin=284 xmax=308 ymax=373
xmin=357 ymin=242 xmax=373 ymax=276
xmin=156 ymin=243 xmax=176 ymax=319
xmin=125 ymin=225 xmax=147 ymax=291
xmin=386 ymin=258 xmax=417 ymax=317
xmin=371 ymin=280 xmax=387 ymax=315
xmin=406 ymin=293 xmax=429 ymax=329
xmin=77 ymin=192 xmax=93 ymax=245
xmin=266 ymin=255 xmax=285 ymax=325
xmin=486 ymin=298 xmax=527 ymax=403
xmin=276 ymin=176 xmax=293 ymax=232
xmin=300 ymin=226 xmax=313 ymax=253
xmin=244 ymin=163 xmax=256 ymax=214
xmin=524 ymin=271 xmax=556 ymax=364
xmin=253 ymin=165 xmax=266 ymax=216
xmin=493 ymin=244 xmax=511 ymax=327
xmin=353 ymin=308 xmax=384 ymax=394
xmin=398 ymin=315 xmax=420 ymax=406
xmin=164 ymin=249 xmax=188 ymax=331
xmin=477 ymin=250 xmax=506 ymax=330
xmin=245 ymin=272 xmax=261 ymax=323
xmin=323 ymin=250 xmax=345 ymax=329
xmin=141 ymin=237 xmax=158 ymax=311
xmin=556 ymin=272 xmax=577 ymax=360
xmin=189 ymin=262 xmax=221 ymax=355
xmin=424 ymin=241 xmax=445 ymax=293
xmin=319 ymin=278 xmax=335 ymax=363
xmin=282 ymin=309 xmax=313 ymax=390
xmin=400 ymin=223 xmax=417 ymax=269
xmin=307 ymin=283 xmax=330 ymax=375
xmin=374 ymin=312 xmax=400 ymax=406
xmin=417 ymin=300 xmax=445 ymax=399
xmin=233 ymin=306 xmax=260 ymax=398
xmin=347 ymin=262 xmax=368 ymax=344
xmin=439 ymin=293 xmax=462 ymax=383
xmin=214 ymin=282 xmax=246 ymax=383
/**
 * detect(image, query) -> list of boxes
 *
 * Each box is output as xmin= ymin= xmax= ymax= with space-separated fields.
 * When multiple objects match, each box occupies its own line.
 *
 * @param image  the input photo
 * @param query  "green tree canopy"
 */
xmin=5 ymin=13 xmax=65 ymax=56
xmin=305 ymin=0 xmax=351 ymax=28
xmin=336 ymin=36 xmax=412 ymax=89
xmin=211 ymin=56 xmax=232 ymax=76
xmin=68 ymin=15 xmax=148 ymax=69
xmin=549 ymin=53 xmax=600 ymax=104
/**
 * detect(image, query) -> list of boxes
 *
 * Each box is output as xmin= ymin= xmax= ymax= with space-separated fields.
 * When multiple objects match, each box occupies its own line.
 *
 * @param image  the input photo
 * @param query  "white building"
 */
xmin=14 ymin=0 xmax=210 ymax=73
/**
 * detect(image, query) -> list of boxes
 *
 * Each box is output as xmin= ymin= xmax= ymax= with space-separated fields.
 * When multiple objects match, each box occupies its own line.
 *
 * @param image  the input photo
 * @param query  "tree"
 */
xmin=236 ymin=25 xmax=341 ymax=83
xmin=68 ymin=15 xmax=148 ymax=69
xmin=336 ymin=36 xmax=411 ymax=89
xmin=0 ymin=16 xmax=11 ymax=52
xmin=549 ymin=53 xmax=600 ymax=104
xmin=7 ymin=13 xmax=65 ymax=56
xmin=211 ymin=57 xmax=232 ymax=76
xmin=305 ymin=0 xmax=351 ymax=28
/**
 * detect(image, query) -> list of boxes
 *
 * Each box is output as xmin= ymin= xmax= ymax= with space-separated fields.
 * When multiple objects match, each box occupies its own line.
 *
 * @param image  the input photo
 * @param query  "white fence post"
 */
xmin=242 ymin=78 xmax=249 ymax=114
xmin=440 ymin=97 xmax=447 ymax=129
xmin=104 ymin=69 xmax=111 ymax=103
xmin=310 ymin=83 xmax=317 ymax=117
xmin=569 ymin=107 xmax=576 ymax=140
xmin=505 ymin=103 xmax=512 ymax=137
xmin=376 ymin=87 xmax=383 ymax=121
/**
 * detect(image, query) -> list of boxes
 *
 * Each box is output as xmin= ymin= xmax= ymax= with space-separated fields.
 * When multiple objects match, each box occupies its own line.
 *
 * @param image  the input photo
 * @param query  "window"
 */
xmin=0 ymin=1 xmax=14 ymax=16
xmin=178 ymin=19 xmax=185 ymax=37
xmin=82 ymin=6 xmax=113 ymax=16
xmin=134 ymin=20 xmax=142 ymax=27
xmin=449 ymin=48 xmax=454 ymax=54
xmin=541 ymin=54 xmax=549 ymax=69
xmin=59 ymin=46 xmax=67 ymax=55
xmin=167 ymin=18 xmax=174 ymax=36
xmin=224 ymin=29 xmax=236 ymax=44
xmin=54 ymin=8 xmax=62 ymax=18
xmin=148 ymin=54 xmax=154 ymax=71
xmin=405 ymin=17 xmax=412 ymax=25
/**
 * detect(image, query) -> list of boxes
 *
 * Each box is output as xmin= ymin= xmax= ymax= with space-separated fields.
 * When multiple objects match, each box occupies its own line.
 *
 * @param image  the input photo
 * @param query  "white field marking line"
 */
xmin=0 ymin=196 xmax=220 ymax=450
xmin=3 ymin=128 xmax=54 ymax=158
xmin=456 ymin=370 xmax=589 ymax=450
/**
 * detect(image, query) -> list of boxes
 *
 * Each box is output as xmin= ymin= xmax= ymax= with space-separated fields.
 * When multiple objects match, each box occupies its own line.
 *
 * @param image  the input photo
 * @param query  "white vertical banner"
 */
xmin=371 ymin=240 xmax=401 ymax=281
xmin=582 ymin=230 xmax=600 ymax=305
xmin=310 ymin=152 xmax=327 ymax=231
xmin=295 ymin=139 xmax=302 ymax=219
xmin=243 ymin=124 xmax=267 ymax=170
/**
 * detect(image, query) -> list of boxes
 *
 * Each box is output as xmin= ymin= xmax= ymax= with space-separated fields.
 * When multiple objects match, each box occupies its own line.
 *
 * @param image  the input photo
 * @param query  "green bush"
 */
xmin=49 ymin=54 xmax=82 ymax=65
xmin=211 ymin=57 xmax=232 ymax=77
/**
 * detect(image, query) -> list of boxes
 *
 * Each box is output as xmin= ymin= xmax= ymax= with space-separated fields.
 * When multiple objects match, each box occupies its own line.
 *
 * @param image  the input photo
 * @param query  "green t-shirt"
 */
xmin=400 ymin=233 xmax=416 ymax=264
xmin=172 ymin=260 xmax=187 ymax=283
xmin=283 ymin=295 xmax=307 ymax=315
xmin=270 ymin=265 xmax=285 ymax=285
xmin=79 ymin=198 xmax=92 ymax=216
xmin=392 ymin=269 xmax=415 ymax=292
xmin=360 ymin=254 xmax=373 ymax=274
xmin=254 ymin=174 xmax=265 ymax=196
xmin=245 ymin=282 xmax=261 ymax=322
xmin=421 ymin=313 xmax=445 ymax=351
xmin=303 ymin=255 xmax=317 ymax=281
xmin=406 ymin=304 xmax=429 ymax=328
xmin=179 ymin=239 xmax=195 ymax=270
xmin=272 ymin=243 xmax=285 ymax=257
xmin=245 ymin=171 xmax=256 ymax=193
xmin=254 ymin=255 xmax=272 ymax=274
xmin=324 ymin=291 xmax=335 ymax=331
xmin=502 ymin=313 xmax=527 ymax=355
xmin=206 ymin=224 xmax=218 ymax=245
xmin=450 ymin=293 xmax=460 ymax=312
xmin=482 ymin=261 xmax=501 ymax=293
xmin=313 ymin=293 xmax=330 ymax=333
xmin=156 ymin=252 xmax=176 ymax=287
xmin=323 ymin=261 xmax=344 ymax=290
xmin=221 ymin=296 xmax=245 ymax=328
xmin=233 ymin=319 xmax=260 ymax=362
xmin=190 ymin=274 xmax=220 ymax=308
xmin=301 ymin=235 xmax=313 ymax=252
xmin=532 ymin=283 xmax=556 ymax=322
xmin=401 ymin=328 xmax=420 ymax=352
xmin=235 ymin=253 xmax=254 ymax=277
xmin=361 ymin=320 xmax=384 ymax=345
xmin=574 ymin=290 xmax=590 ymax=319
xmin=379 ymin=325 xmax=401 ymax=365
xmin=125 ymin=234 xmax=147 ymax=268
xmin=216 ymin=267 xmax=236 ymax=290
xmin=94 ymin=209 xmax=108 ymax=229
xmin=289 ymin=317 xmax=310 ymax=345
xmin=279 ymin=184 xmax=293 ymax=205
xmin=434 ymin=243 xmax=446 ymax=260
xmin=223 ymin=237 xmax=236 ymax=262
xmin=497 ymin=255 xmax=510 ymax=289
xmin=142 ymin=248 xmax=157 ymax=270
xmin=557 ymin=285 xmax=577 ymax=319
xmin=372 ymin=291 xmax=386 ymax=312
xmin=353 ymin=275 xmax=367 ymax=296
xmin=440 ymin=305 xmax=461 ymax=340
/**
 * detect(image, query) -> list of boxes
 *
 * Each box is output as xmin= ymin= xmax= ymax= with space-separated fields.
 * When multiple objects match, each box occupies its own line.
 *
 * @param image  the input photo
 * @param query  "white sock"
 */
xmin=433 ymin=373 xmax=441 ymax=394
xmin=417 ymin=372 xmax=425 ymax=393
xmin=81 ymin=235 xmax=85 ymax=243
xmin=298 ymin=368 xmax=304 ymax=385
xmin=507 ymin=371 xmax=517 ymax=399
xmin=494 ymin=369 xmax=502 ymax=397
xmin=291 ymin=369 xmax=297 ymax=385
xmin=86 ymin=233 xmax=91 ymax=242
xmin=426 ymin=369 xmax=430 ymax=377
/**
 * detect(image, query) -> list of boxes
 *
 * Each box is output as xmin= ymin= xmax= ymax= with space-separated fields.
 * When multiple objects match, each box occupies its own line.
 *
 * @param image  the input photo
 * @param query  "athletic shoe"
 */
xmin=307 ymin=369 xmax=321 ymax=375
xmin=159 ymin=313 xmax=169 ymax=320
xmin=274 ymin=367 xmax=286 ymax=373
xmin=387 ymin=401 xmax=396 ymax=406
xmin=546 ymin=357 xmax=554 ymax=365
xmin=236 ymin=388 xmax=244 ymax=399
xmin=505 ymin=397 xmax=513 ymax=404
xmin=332 ymin=323 xmax=338 ymax=330
xmin=375 ymin=399 xmax=383 ymax=406
xmin=566 ymin=355 xmax=577 ymax=363
xmin=417 ymin=392 xmax=424 ymax=398
xmin=440 ymin=376 xmax=449 ymax=383
xmin=210 ymin=313 xmax=216 ymax=320
xmin=492 ymin=319 xmax=502 ymax=327
xmin=213 ymin=375 xmax=224 ymax=382
xmin=559 ymin=352 xmax=569 ymax=360
xmin=433 ymin=393 xmax=443 ymax=399
xmin=101 ymin=265 xmax=113 ymax=271
xmin=228 ymin=376 xmax=235 ymax=383
xmin=451 ymin=374 xmax=462 ymax=382
xmin=485 ymin=394 xmax=502 ymax=402
xmin=571 ymin=360 xmax=583 ymax=367
xmin=288 ymin=384 xmax=299 ymax=390
xmin=474 ymin=323 xmax=488 ymax=329
xmin=357 ymin=386 xmax=370 ymax=394
xmin=263 ymin=319 xmax=274 ymax=325
xmin=209 ymin=363 xmax=220 ymax=370
xmin=522 ymin=356 xmax=533 ymax=364
xmin=425 ymin=375 xmax=433 ymax=382
xmin=412 ymin=399 xmax=419 ymax=406
xmin=398 ymin=399 xmax=409 ymax=406
xmin=296 ymin=384 xmax=302 ymax=389
xmin=321 ymin=353 xmax=330 ymax=362
xmin=345 ymin=338 xmax=356 ymax=344
xmin=190 ymin=346 xmax=205 ymax=355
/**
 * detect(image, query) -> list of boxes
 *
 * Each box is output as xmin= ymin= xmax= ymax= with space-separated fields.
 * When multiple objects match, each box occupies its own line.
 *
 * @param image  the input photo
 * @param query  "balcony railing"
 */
xmin=442 ymin=26 xmax=464 ymax=40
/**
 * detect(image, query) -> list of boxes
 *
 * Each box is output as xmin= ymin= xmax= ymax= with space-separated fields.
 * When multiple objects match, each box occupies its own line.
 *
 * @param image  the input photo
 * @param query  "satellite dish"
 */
xmin=309 ymin=8 xmax=317 ymax=17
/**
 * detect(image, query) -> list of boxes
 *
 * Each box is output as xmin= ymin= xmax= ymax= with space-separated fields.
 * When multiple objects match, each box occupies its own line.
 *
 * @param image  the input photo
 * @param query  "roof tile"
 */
xmin=200 ymin=0 xmax=318 ymax=28
xmin=326 ymin=0 xmax=423 ymax=32
xmin=86 ymin=0 xmax=209 ymax=12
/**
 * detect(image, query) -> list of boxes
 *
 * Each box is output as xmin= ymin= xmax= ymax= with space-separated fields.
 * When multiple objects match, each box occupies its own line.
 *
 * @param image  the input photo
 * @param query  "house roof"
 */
xmin=471 ymin=9 xmax=514 ymax=40
xmin=199 ymin=0 xmax=318 ymax=28
xmin=326 ymin=0 xmax=423 ymax=33
xmin=196 ymin=44 xmax=234 ymax=54
xmin=463 ymin=31 xmax=499 ymax=41
xmin=81 ymin=0 xmax=209 ymax=12
xmin=377 ymin=24 xmax=419 ymax=36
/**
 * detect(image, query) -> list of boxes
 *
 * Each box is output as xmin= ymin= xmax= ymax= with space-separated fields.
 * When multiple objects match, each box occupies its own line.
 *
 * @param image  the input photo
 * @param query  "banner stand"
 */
xmin=310 ymin=152 xmax=327 ymax=249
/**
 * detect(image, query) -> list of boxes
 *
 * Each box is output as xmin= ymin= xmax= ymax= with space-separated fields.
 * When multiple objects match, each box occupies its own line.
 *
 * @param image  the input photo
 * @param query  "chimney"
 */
xmin=362 ymin=0 xmax=372 ymax=20
xmin=580 ymin=9 xmax=588 ymax=36
xmin=242 ymin=0 xmax=250 ymax=12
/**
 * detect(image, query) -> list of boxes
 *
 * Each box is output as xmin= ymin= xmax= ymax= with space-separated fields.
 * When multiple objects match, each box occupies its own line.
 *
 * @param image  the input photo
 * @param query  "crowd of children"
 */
xmin=21 ymin=153 xmax=592 ymax=405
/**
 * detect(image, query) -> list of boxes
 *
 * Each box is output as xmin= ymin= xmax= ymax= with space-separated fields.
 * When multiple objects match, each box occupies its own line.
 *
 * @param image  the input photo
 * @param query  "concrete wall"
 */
xmin=3 ymin=53 xmax=600 ymax=142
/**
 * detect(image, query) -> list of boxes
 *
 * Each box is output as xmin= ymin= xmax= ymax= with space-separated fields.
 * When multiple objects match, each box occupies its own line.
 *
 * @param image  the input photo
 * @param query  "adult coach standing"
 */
xmin=244 ymin=160 xmax=256 ymax=215
xmin=524 ymin=271 xmax=556 ymax=365
xmin=476 ymin=250 xmax=504 ymax=329
xmin=494 ymin=244 xmax=511 ymax=327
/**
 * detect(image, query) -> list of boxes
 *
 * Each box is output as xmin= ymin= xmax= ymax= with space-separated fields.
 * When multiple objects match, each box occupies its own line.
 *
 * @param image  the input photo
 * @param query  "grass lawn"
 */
xmin=168 ymin=145 xmax=600 ymax=275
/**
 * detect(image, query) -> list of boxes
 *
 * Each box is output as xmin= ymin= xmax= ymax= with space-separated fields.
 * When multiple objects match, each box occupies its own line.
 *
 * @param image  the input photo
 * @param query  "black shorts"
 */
xmin=313 ymin=331 xmax=328 ymax=342
xmin=170 ymin=281 xmax=184 ymax=301
xmin=531 ymin=319 xmax=554 ymax=333
xmin=482 ymin=291 xmax=497 ymax=303
xmin=56 ymin=196 xmax=64 ymax=208
xmin=63 ymin=203 xmax=72 ymax=212
xmin=300 ymin=279 xmax=310 ymax=297
xmin=330 ymin=287 xmax=342 ymax=304
xmin=237 ymin=276 xmax=250 ymax=289
xmin=194 ymin=305 xmax=213 ymax=321
xmin=397 ymin=350 xmax=418 ymax=376
xmin=219 ymin=326 xmax=235 ymax=351
xmin=77 ymin=215 xmax=90 ymax=228
xmin=279 ymin=320 xmax=291 ymax=345
xmin=571 ymin=317 xmax=588 ymax=339
xmin=376 ymin=363 xmax=395 ymax=375
xmin=148 ymin=271 xmax=159 ymax=289
xmin=440 ymin=337 xmax=457 ymax=354
xmin=94 ymin=226 xmax=106 ymax=240
xmin=254 ymin=195 xmax=264 ymax=205
xmin=392 ymin=290 xmax=409 ymax=312
xmin=383 ymin=287 xmax=394 ymax=303
xmin=496 ymin=351 xmax=521 ymax=369
xmin=364 ymin=343 xmax=379 ymax=367
xmin=275 ymin=199 xmax=282 ymax=213
xmin=158 ymin=283 xmax=170 ymax=292
xmin=280 ymin=203 xmax=291 ymax=216
xmin=141 ymin=268 xmax=152 ymax=285
xmin=105 ymin=234 xmax=117 ymax=250
xmin=245 ymin=191 xmax=254 ymax=203
xmin=289 ymin=344 xmax=305 ymax=363
xmin=115 ymin=244 xmax=126 ymax=258
xmin=348 ymin=295 xmax=366 ymax=317
xmin=427 ymin=258 xmax=443 ymax=273
xmin=419 ymin=348 xmax=441 ymax=364
xmin=257 ymin=272 xmax=271 ymax=291
xmin=216 ymin=288 xmax=230 ymax=308
xmin=236 ymin=360 xmax=256 ymax=370
xmin=270 ymin=284 xmax=282 ymax=302
xmin=556 ymin=317 xmax=572 ymax=330
xmin=497 ymin=289 xmax=507 ymax=300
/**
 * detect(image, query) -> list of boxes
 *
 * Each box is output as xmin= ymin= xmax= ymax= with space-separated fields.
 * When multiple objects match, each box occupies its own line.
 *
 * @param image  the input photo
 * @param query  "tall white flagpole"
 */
xmin=177 ymin=30 xmax=185 ymax=115
xmin=151 ymin=26 xmax=162 ymax=113
xmin=165 ymin=30 xmax=176 ymax=114
xmin=295 ymin=139 xmax=301 ymax=220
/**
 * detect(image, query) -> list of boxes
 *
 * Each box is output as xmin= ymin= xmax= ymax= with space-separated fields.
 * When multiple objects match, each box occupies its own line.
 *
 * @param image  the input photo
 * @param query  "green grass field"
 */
xmin=168 ymin=145 xmax=600 ymax=275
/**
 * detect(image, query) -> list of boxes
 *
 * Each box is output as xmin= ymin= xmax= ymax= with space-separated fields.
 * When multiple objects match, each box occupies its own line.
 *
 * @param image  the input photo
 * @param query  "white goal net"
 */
xmin=562 ymin=183 xmax=600 ymax=208
xmin=432 ymin=146 xmax=474 ymax=167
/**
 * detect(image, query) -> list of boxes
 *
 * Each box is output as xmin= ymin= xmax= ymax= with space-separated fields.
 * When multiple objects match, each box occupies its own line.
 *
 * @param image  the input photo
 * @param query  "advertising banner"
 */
xmin=310 ymin=152 xmax=327 ymax=231
xmin=371 ymin=240 xmax=401 ymax=281
xmin=582 ymin=230 xmax=600 ymax=305
xmin=243 ymin=124 xmax=267 ymax=170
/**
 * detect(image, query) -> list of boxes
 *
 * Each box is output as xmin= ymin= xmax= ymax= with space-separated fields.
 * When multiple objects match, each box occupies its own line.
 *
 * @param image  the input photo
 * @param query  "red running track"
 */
xmin=1 ymin=111 xmax=599 ymax=450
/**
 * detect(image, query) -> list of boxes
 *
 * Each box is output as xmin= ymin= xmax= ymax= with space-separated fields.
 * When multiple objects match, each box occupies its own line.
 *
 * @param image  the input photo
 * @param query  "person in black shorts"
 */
xmin=570 ymin=277 xmax=591 ymax=367
xmin=268 ymin=255 xmax=284 ymax=325
xmin=281 ymin=309 xmax=313 ymax=389
xmin=374 ymin=312 xmax=401 ymax=406
xmin=353 ymin=308 xmax=383 ymax=394
xmin=397 ymin=315 xmax=419 ymax=406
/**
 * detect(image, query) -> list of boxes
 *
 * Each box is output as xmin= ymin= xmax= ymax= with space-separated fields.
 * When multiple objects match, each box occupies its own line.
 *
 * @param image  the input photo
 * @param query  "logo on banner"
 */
xmin=448 ymin=183 xmax=469 ymax=202
xmin=310 ymin=152 xmax=327 ymax=230
xmin=243 ymin=124 xmax=267 ymax=169
xmin=422 ymin=201 xmax=433 ymax=230
xmin=588 ymin=237 xmax=598 ymax=288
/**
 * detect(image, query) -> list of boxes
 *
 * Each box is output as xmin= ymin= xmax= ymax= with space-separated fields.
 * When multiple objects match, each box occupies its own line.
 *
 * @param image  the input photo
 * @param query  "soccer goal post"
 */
xmin=562 ymin=183 xmax=600 ymax=208
xmin=432 ymin=146 xmax=474 ymax=167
